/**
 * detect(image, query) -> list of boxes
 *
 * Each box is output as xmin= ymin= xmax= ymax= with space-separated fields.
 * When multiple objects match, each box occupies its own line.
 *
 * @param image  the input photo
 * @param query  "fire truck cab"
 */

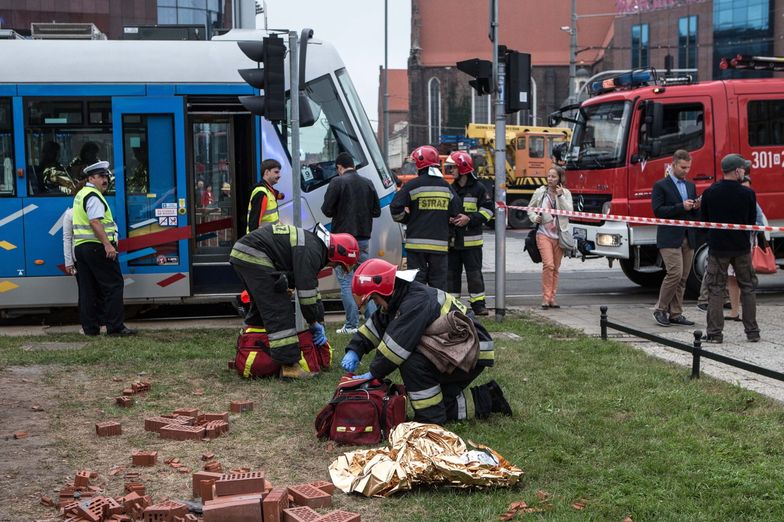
xmin=552 ymin=71 xmax=783 ymax=291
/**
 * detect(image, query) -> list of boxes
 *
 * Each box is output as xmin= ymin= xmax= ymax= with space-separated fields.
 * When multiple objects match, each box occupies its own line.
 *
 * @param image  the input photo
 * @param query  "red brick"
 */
xmin=13 ymin=430 xmax=28 ymax=439
xmin=173 ymin=407 xmax=199 ymax=418
xmin=317 ymin=510 xmax=361 ymax=522
xmin=124 ymin=482 xmax=145 ymax=495
xmin=201 ymin=452 xmax=215 ymax=461
xmin=74 ymin=470 xmax=91 ymax=487
xmin=159 ymin=424 xmax=205 ymax=441
xmin=308 ymin=480 xmax=335 ymax=495
xmin=192 ymin=471 xmax=223 ymax=497
xmin=283 ymin=506 xmax=322 ymax=522
xmin=145 ymin=416 xmax=190 ymax=433
xmin=132 ymin=381 xmax=151 ymax=393
xmin=199 ymin=480 xmax=216 ymax=501
xmin=132 ymin=450 xmax=157 ymax=466
xmin=204 ymin=412 xmax=230 ymax=423
xmin=203 ymin=496 xmax=262 ymax=522
xmin=204 ymin=420 xmax=229 ymax=439
xmin=95 ymin=421 xmax=122 ymax=436
xmin=185 ymin=515 xmax=198 ymax=522
xmin=142 ymin=499 xmax=188 ymax=521
xmin=264 ymin=479 xmax=273 ymax=494
xmin=122 ymin=387 xmax=135 ymax=395
xmin=263 ymin=487 xmax=290 ymax=522
xmin=116 ymin=396 xmax=134 ymax=407
xmin=230 ymin=400 xmax=254 ymax=413
xmin=204 ymin=460 xmax=223 ymax=473
xmin=288 ymin=483 xmax=332 ymax=509
xmin=214 ymin=471 xmax=266 ymax=496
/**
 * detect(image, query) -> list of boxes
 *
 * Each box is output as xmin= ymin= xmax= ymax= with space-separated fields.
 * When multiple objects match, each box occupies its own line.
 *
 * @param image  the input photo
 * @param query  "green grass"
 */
xmin=2 ymin=314 xmax=784 ymax=521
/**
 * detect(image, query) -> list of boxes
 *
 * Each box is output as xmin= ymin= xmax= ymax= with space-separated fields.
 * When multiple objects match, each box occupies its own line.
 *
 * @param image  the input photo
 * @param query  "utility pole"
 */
xmin=491 ymin=0 xmax=506 ymax=322
xmin=383 ymin=0 xmax=389 ymax=162
xmin=289 ymin=30 xmax=304 ymax=332
xmin=569 ymin=0 xmax=577 ymax=98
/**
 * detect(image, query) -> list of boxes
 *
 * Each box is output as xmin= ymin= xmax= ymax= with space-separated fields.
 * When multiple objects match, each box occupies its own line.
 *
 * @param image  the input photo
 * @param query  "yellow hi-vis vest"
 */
xmin=72 ymin=185 xmax=117 ymax=246
xmin=246 ymin=184 xmax=280 ymax=232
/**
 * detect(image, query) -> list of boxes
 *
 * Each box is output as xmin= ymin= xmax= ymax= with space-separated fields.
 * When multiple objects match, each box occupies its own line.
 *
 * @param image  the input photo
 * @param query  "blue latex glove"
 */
xmin=354 ymin=371 xmax=373 ymax=380
xmin=341 ymin=351 xmax=361 ymax=373
xmin=310 ymin=323 xmax=327 ymax=346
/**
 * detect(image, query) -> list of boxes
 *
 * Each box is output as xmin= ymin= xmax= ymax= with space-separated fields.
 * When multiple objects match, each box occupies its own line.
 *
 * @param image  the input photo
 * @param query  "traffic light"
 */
xmin=504 ymin=51 xmax=530 ymax=114
xmin=456 ymin=58 xmax=494 ymax=95
xmin=237 ymin=34 xmax=286 ymax=122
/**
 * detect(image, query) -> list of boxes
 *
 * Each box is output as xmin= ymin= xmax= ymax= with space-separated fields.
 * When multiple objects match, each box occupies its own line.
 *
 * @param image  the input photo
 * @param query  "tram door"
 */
xmin=189 ymin=114 xmax=252 ymax=294
xmin=112 ymin=97 xmax=190 ymax=299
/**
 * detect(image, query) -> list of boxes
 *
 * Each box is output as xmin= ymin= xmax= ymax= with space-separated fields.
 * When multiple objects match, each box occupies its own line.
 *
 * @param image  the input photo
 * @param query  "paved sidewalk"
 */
xmin=527 ymin=302 xmax=784 ymax=403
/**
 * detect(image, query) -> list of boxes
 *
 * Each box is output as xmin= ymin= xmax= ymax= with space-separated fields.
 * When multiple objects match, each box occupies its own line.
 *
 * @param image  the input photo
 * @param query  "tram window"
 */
xmin=336 ymin=68 xmax=396 ymax=189
xmin=0 ymin=99 xmax=14 ymax=197
xmin=294 ymin=74 xmax=367 ymax=193
xmin=25 ymin=98 xmax=114 ymax=196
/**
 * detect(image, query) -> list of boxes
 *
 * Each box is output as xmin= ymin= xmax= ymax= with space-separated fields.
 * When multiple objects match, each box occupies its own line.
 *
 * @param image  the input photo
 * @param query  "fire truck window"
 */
xmin=640 ymin=103 xmax=703 ymax=159
xmin=748 ymin=100 xmax=784 ymax=146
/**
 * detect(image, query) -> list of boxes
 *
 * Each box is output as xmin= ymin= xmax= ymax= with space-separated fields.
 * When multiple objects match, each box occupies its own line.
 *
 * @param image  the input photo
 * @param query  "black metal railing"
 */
xmin=600 ymin=305 xmax=784 ymax=382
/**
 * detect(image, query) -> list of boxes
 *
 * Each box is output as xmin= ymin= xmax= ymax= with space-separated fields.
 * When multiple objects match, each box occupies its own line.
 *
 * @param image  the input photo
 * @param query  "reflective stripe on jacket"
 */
xmin=72 ymin=185 xmax=117 ymax=246
xmin=390 ymin=174 xmax=460 ymax=253
xmin=450 ymin=177 xmax=493 ymax=250
xmin=246 ymin=183 xmax=280 ymax=232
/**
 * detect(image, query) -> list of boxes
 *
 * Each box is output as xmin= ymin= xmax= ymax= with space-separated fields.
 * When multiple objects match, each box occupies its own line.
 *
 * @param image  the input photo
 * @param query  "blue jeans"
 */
xmin=335 ymin=239 xmax=376 ymax=328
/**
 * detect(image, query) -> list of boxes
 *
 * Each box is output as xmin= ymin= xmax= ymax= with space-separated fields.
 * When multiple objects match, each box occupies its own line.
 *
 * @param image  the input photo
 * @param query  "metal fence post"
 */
xmin=600 ymin=305 xmax=608 ymax=340
xmin=691 ymin=330 xmax=702 ymax=379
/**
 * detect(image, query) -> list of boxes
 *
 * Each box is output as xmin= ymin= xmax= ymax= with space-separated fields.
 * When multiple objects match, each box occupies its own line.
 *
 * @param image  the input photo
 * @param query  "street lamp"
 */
xmin=560 ymin=0 xmax=577 ymax=99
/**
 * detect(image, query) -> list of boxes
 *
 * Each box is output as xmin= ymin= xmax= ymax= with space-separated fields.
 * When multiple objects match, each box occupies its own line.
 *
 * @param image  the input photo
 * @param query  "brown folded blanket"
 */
xmin=417 ymin=311 xmax=479 ymax=374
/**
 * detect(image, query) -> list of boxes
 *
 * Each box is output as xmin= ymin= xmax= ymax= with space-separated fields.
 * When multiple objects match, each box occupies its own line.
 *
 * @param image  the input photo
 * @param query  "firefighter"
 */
xmin=40 ymin=141 xmax=75 ymax=195
xmin=229 ymin=223 xmax=359 ymax=379
xmin=340 ymin=258 xmax=512 ymax=424
xmin=247 ymin=159 xmax=284 ymax=232
xmin=446 ymin=151 xmax=493 ymax=316
xmin=390 ymin=145 xmax=460 ymax=290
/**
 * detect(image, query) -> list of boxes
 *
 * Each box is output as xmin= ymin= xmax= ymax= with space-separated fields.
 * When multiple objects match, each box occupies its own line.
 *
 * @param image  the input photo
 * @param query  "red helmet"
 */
xmin=447 ymin=151 xmax=474 ymax=175
xmin=352 ymin=258 xmax=397 ymax=305
xmin=410 ymin=145 xmax=440 ymax=170
xmin=328 ymin=233 xmax=359 ymax=271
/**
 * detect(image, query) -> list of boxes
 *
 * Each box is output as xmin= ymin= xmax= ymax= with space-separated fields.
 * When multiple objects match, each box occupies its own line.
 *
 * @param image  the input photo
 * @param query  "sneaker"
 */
xmin=669 ymin=315 xmax=695 ymax=326
xmin=696 ymin=303 xmax=708 ymax=312
xmin=336 ymin=326 xmax=358 ymax=335
xmin=701 ymin=334 xmax=723 ymax=344
xmin=653 ymin=310 xmax=670 ymax=327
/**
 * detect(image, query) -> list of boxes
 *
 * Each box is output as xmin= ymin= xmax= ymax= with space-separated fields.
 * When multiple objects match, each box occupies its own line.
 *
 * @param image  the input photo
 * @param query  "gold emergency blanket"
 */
xmin=328 ymin=422 xmax=524 ymax=497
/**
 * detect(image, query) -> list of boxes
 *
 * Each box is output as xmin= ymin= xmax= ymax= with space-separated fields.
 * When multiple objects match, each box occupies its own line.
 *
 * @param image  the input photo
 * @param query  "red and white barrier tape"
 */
xmin=497 ymin=202 xmax=784 ymax=233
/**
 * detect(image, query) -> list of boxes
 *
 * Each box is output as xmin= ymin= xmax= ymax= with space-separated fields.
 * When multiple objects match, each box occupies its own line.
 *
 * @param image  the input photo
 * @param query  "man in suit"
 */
xmin=651 ymin=149 xmax=700 ymax=327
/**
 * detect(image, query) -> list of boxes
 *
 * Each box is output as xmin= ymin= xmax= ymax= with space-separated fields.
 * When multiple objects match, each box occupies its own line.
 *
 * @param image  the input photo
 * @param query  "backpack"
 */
xmin=235 ymin=327 xmax=332 ymax=378
xmin=315 ymin=376 xmax=407 ymax=445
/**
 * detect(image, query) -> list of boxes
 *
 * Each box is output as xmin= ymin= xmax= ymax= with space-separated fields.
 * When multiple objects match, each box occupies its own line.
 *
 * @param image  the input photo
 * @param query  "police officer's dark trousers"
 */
xmin=407 ymin=251 xmax=447 ymax=290
xmin=447 ymin=248 xmax=485 ymax=307
xmin=400 ymin=350 xmax=491 ymax=424
xmin=232 ymin=263 xmax=300 ymax=365
xmin=74 ymin=243 xmax=125 ymax=335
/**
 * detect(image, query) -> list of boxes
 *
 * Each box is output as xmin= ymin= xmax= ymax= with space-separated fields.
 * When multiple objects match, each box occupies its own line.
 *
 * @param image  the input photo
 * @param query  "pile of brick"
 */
xmin=115 ymin=380 xmax=152 ymax=409
xmin=144 ymin=408 xmax=231 ymax=443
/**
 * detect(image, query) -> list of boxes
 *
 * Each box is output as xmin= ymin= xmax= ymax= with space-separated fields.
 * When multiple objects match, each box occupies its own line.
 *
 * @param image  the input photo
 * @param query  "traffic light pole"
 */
xmin=289 ymin=30 xmax=305 ymax=332
xmin=492 ymin=2 xmax=506 ymax=322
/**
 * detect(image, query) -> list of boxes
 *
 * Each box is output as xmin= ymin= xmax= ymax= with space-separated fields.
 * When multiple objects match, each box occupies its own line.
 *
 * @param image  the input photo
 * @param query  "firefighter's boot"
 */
xmin=472 ymin=302 xmax=489 ymax=316
xmin=486 ymin=380 xmax=513 ymax=416
xmin=472 ymin=380 xmax=512 ymax=418
xmin=280 ymin=364 xmax=316 ymax=381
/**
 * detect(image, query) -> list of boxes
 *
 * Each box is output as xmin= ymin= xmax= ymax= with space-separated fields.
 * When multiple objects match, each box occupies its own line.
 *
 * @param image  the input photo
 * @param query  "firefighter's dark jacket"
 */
xmin=390 ymin=172 xmax=460 ymax=253
xmin=346 ymin=280 xmax=495 ymax=378
xmin=230 ymin=224 xmax=327 ymax=324
xmin=321 ymin=169 xmax=380 ymax=240
xmin=450 ymin=176 xmax=494 ymax=249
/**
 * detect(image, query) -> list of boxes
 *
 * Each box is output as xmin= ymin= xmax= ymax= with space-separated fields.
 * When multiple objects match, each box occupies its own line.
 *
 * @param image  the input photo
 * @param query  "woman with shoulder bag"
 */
xmin=527 ymin=166 xmax=573 ymax=309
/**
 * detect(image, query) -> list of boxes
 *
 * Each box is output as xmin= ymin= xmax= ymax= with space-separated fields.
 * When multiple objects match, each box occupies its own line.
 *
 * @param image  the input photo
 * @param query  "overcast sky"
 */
xmin=258 ymin=1 xmax=411 ymax=130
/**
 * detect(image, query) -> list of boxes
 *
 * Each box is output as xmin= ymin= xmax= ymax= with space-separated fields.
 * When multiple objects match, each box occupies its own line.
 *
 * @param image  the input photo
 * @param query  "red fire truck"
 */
xmin=549 ymin=67 xmax=783 ymax=293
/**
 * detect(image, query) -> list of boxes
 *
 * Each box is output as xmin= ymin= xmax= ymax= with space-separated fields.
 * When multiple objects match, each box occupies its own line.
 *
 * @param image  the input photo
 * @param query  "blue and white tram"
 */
xmin=0 ymin=30 xmax=402 ymax=314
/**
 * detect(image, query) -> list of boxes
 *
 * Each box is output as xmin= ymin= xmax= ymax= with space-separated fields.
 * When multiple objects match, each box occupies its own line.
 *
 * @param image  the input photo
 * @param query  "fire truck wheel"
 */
xmin=507 ymin=198 xmax=533 ymax=229
xmin=619 ymin=258 xmax=665 ymax=289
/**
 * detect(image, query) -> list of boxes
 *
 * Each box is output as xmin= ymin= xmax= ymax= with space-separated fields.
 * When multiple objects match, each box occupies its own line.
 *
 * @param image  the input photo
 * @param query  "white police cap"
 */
xmin=84 ymin=161 xmax=111 ymax=176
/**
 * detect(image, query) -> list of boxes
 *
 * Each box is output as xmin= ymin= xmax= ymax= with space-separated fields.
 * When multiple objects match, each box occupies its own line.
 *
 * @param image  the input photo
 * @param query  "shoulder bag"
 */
xmin=524 ymin=225 xmax=542 ymax=264
xmin=752 ymin=236 xmax=777 ymax=274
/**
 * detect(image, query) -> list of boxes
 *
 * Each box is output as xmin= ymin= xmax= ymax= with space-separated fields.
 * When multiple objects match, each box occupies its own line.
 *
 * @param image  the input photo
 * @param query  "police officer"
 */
xmin=72 ymin=161 xmax=134 ymax=337
xmin=247 ymin=159 xmax=283 ymax=232
xmin=390 ymin=145 xmax=460 ymax=290
xmin=446 ymin=151 xmax=493 ymax=316
xmin=341 ymin=259 xmax=512 ymax=425
xmin=230 ymin=224 xmax=359 ymax=379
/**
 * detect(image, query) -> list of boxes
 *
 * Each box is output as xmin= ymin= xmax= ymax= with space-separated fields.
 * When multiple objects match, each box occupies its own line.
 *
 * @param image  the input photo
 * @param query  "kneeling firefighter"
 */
xmin=230 ymin=223 xmax=359 ymax=379
xmin=340 ymin=258 xmax=512 ymax=424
